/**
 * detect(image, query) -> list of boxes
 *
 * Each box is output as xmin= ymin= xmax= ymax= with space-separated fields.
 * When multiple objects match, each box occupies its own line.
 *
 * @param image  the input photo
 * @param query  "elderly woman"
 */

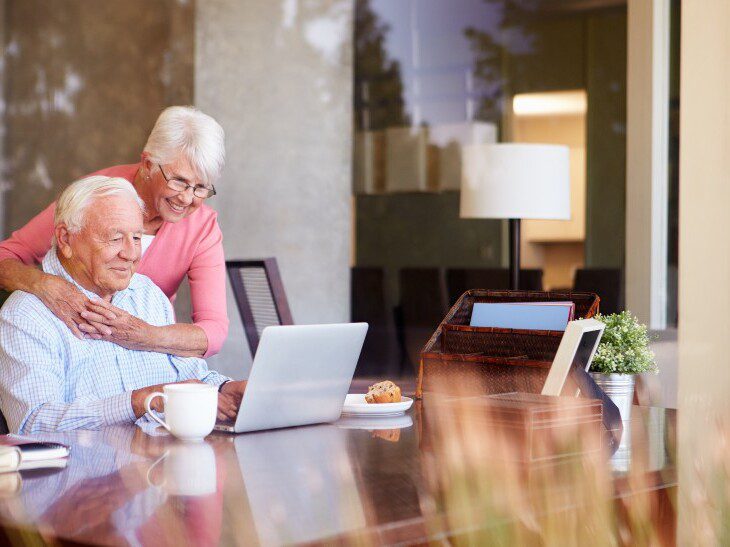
xmin=0 ymin=106 xmax=228 ymax=358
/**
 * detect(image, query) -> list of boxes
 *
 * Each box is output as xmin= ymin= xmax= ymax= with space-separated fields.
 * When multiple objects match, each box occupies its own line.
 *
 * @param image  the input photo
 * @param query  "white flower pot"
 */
xmin=590 ymin=372 xmax=635 ymax=423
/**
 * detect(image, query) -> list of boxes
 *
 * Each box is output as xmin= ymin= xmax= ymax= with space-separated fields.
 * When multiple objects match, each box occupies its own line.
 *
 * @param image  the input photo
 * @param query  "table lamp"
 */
xmin=460 ymin=143 xmax=570 ymax=290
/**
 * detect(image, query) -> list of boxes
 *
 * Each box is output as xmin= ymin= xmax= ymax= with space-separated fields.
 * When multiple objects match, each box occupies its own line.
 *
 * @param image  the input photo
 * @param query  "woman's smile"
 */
xmin=165 ymin=198 xmax=188 ymax=215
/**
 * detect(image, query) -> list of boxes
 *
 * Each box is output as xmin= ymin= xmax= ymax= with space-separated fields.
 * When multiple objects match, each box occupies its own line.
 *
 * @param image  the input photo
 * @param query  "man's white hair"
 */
xmin=143 ymin=106 xmax=225 ymax=186
xmin=53 ymin=175 xmax=145 ymax=245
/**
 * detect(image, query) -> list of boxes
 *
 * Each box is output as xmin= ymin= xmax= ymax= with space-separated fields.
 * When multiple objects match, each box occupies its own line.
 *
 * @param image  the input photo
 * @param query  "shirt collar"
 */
xmin=42 ymin=250 xmax=140 ymax=306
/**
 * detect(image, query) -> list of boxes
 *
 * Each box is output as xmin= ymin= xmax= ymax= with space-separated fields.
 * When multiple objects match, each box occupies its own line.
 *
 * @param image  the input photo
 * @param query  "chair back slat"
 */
xmin=239 ymin=268 xmax=281 ymax=336
xmin=226 ymin=258 xmax=293 ymax=357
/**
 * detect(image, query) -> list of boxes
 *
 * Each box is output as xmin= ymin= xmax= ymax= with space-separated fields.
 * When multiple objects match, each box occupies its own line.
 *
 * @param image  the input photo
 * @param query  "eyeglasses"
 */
xmin=158 ymin=164 xmax=217 ymax=199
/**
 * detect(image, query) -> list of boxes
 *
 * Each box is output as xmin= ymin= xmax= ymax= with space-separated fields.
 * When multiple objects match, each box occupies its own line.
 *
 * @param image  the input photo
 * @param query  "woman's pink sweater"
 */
xmin=0 ymin=163 xmax=229 ymax=357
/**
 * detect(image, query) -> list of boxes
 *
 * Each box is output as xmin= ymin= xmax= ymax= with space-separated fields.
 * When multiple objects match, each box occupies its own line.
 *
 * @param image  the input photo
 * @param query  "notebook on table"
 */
xmin=0 ymin=435 xmax=70 ymax=471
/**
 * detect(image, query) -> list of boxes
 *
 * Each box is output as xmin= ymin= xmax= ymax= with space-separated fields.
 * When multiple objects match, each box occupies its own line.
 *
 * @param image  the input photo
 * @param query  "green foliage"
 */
xmin=590 ymin=311 xmax=657 ymax=375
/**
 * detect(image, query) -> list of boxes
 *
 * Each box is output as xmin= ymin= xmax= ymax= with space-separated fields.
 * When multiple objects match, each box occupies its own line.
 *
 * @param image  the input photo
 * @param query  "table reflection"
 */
xmin=0 ymin=428 xmax=152 ymax=543
xmin=230 ymin=424 xmax=366 ymax=545
xmin=0 ymin=403 xmax=676 ymax=546
xmin=0 ymin=427 xmax=227 ymax=546
xmin=147 ymin=442 xmax=217 ymax=496
xmin=611 ymin=406 xmax=670 ymax=476
xmin=336 ymin=413 xmax=413 ymax=443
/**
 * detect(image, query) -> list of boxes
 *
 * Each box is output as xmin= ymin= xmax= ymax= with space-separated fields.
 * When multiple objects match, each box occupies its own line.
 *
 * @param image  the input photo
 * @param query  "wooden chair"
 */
xmin=399 ymin=268 xmax=449 ymax=374
xmin=446 ymin=268 xmax=543 ymax=305
xmin=0 ymin=290 xmax=10 ymax=309
xmin=351 ymin=267 xmax=399 ymax=377
xmin=226 ymin=258 xmax=293 ymax=358
xmin=0 ymin=292 xmax=10 ymax=431
xmin=573 ymin=268 xmax=624 ymax=315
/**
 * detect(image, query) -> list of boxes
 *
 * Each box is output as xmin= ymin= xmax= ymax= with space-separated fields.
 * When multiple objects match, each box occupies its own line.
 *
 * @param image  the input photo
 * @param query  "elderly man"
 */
xmin=0 ymin=176 xmax=244 ymax=434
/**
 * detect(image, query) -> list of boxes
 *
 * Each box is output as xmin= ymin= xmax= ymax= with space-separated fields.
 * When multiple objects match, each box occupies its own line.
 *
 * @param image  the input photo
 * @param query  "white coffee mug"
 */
xmin=146 ymin=442 xmax=217 ymax=496
xmin=144 ymin=383 xmax=218 ymax=441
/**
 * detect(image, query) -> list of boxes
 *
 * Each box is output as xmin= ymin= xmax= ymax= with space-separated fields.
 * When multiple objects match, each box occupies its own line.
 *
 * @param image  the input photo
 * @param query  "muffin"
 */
xmin=365 ymin=380 xmax=402 ymax=404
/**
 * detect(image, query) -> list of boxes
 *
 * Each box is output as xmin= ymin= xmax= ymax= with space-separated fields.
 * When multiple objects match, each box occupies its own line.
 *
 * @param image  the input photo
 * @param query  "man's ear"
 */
xmin=55 ymin=224 xmax=73 ymax=259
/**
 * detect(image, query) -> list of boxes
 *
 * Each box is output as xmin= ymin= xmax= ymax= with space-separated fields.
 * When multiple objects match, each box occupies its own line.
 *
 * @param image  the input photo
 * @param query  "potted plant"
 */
xmin=589 ymin=311 xmax=658 ymax=422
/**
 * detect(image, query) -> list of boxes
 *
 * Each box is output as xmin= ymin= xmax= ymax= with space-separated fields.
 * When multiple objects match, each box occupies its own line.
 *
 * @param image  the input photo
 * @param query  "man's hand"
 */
xmin=217 ymin=380 xmax=247 ymax=422
xmin=36 ymin=273 xmax=94 ymax=340
xmin=131 ymin=379 xmax=203 ymax=418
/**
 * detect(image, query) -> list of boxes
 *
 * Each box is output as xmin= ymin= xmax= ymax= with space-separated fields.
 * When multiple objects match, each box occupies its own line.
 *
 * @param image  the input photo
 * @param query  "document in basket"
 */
xmin=469 ymin=302 xmax=574 ymax=331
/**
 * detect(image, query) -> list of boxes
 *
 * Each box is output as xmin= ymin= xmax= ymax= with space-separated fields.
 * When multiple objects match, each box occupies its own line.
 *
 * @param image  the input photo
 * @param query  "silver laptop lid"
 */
xmin=232 ymin=323 xmax=368 ymax=433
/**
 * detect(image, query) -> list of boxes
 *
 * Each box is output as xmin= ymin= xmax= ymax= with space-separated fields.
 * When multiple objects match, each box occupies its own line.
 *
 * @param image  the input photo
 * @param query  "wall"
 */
xmin=195 ymin=0 xmax=354 ymax=378
xmin=0 ymin=0 xmax=6 ymax=237
xmin=0 ymin=0 xmax=353 ymax=380
xmin=677 ymin=0 xmax=730 ymax=541
xmin=625 ymin=0 xmax=671 ymax=329
xmin=1 ymin=0 xmax=193 ymax=236
xmin=584 ymin=11 xmax=627 ymax=268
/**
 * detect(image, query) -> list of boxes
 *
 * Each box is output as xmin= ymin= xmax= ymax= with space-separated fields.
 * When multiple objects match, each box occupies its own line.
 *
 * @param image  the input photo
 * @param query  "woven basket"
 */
xmin=416 ymin=290 xmax=600 ymax=398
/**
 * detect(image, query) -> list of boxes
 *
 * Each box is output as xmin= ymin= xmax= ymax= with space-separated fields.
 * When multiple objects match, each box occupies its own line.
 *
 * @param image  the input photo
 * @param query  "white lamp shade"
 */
xmin=460 ymin=143 xmax=570 ymax=220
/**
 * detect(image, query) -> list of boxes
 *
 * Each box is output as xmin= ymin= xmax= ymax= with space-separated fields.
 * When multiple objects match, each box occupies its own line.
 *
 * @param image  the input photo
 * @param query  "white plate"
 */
xmin=336 ymin=414 xmax=413 ymax=430
xmin=340 ymin=394 xmax=413 ymax=417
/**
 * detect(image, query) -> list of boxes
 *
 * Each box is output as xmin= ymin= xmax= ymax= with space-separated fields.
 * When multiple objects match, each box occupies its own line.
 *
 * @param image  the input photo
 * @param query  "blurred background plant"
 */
xmin=419 ymin=389 xmax=643 ymax=545
xmin=685 ymin=417 xmax=730 ymax=545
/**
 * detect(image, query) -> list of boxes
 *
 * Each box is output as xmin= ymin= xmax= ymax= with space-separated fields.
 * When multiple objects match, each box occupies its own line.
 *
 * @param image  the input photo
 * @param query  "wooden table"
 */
xmin=0 ymin=385 xmax=675 ymax=546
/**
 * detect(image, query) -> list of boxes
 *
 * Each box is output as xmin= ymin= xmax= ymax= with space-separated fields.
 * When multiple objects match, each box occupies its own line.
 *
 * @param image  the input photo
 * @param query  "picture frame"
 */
xmin=541 ymin=318 xmax=605 ymax=397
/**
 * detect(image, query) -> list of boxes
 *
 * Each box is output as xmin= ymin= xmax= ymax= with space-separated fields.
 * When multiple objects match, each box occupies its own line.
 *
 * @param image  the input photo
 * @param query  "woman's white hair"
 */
xmin=143 ymin=106 xmax=226 ymax=186
xmin=53 ymin=175 xmax=145 ymax=245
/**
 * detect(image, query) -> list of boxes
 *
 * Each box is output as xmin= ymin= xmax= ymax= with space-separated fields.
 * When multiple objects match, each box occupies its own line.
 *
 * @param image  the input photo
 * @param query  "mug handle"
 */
xmin=146 ymin=449 xmax=170 ymax=488
xmin=144 ymin=392 xmax=170 ymax=431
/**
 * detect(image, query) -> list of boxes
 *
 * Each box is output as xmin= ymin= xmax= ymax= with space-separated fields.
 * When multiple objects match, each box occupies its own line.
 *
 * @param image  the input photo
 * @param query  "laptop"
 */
xmin=214 ymin=323 xmax=368 ymax=433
